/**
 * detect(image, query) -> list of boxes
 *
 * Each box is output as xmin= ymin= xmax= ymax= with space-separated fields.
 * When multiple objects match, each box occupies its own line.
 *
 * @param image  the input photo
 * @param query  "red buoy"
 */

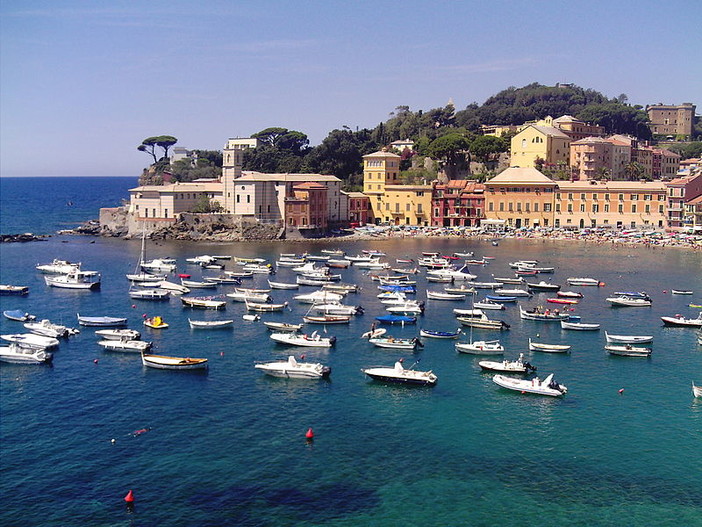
xmin=124 ymin=490 xmax=134 ymax=503
xmin=305 ymin=428 xmax=314 ymax=439
xmin=618 ymin=388 xmax=625 ymax=394
xmin=93 ymin=359 xmax=99 ymax=364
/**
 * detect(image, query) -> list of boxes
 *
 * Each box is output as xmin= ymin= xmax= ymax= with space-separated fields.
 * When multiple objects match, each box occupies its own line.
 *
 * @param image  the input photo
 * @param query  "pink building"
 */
xmin=665 ymin=173 xmax=702 ymax=230
xmin=431 ymin=180 xmax=485 ymax=227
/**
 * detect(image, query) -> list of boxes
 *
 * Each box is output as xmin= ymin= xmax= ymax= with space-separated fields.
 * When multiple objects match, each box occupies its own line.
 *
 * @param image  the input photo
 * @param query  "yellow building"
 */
xmin=363 ymin=149 xmax=402 ymax=223
xmin=511 ymin=125 xmax=571 ymax=168
xmin=379 ymin=185 xmax=433 ymax=226
xmin=484 ymin=167 xmax=557 ymax=228
xmin=554 ymin=180 xmax=667 ymax=230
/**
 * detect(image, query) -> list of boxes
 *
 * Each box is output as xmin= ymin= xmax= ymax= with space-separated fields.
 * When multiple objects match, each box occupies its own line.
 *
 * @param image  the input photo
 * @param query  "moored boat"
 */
xmin=528 ymin=338 xmax=571 ymax=353
xmin=269 ymin=331 xmax=336 ymax=348
xmin=45 ymin=271 xmax=100 ymax=290
xmin=141 ymin=353 xmax=208 ymax=370
xmin=0 ymin=343 xmax=53 ymax=364
xmin=605 ymin=344 xmax=652 ymax=357
xmin=375 ymin=315 xmax=416 ymax=325
xmin=566 ymin=277 xmax=604 ymax=287
xmin=606 ymin=296 xmax=652 ymax=307
xmin=95 ymin=329 xmax=141 ymax=340
xmin=660 ymin=313 xmax=702 ymax=327
xmin=560 ymin=318 xmax=600 ymax=331
xmin=129 ymin=288 xmax=170 ymax=300
xmin=267 ymin=280 xmax=299 ymax=290
xmin=671 ymin=290 xmax=693 ymax=295
xmin=36 ymin=259 xmax=81 ymax=274
xmin=369 ymin=336 xmax=422 ymax=350
xmin=255 ymin=355 xmax=330 ymax=379
xmin=519 ymin=306 xmax=569 ymax=321
xmin=479 ymin=353 xmax=536 ymax=373
xmin=77 ymin=314 xmax=127 ymax=327
xmin=493 ymin=373 xmax=567 ymax=397
xmin=180 ymin=297 xmax=226 ymax=309
xmin=604 ymin=332 xmax=653 ymax=344
xmin=1 ymin=333 xmax=60 ymax=349
xmin=693 ymin=382 xmax=702 ymax=398
xmin=426 ymin=290 xmax=466 ymax=301
xmin=302 ymin=314 xmax=351 ymax=324
xmin=362 ymin=360 xmax=437 ymax=386
xmin=188 ymin=318 xmax=234 ymax=329
xmin=419 ymin=328 xmax=461 ymax=339
xmin=263 ymin=321 xmax=303 ymax=332
xmin=23 ymin=319 xmax=69 ymax=338
xmin=3 ymin=310 xmax=37 ymax=322
xmin=98 ymin=339 xmax=152 ymax=352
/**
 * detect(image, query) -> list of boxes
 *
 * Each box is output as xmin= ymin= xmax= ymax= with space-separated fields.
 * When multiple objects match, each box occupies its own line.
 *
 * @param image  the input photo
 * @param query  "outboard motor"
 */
xmin=355 ymin=306 xmax=364 ymax=315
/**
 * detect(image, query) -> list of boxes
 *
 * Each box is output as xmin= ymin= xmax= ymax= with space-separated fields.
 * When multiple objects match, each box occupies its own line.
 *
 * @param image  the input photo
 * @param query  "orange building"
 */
xmin=484 ymin=167 xmax=557 ymax=228
xmin=284 ymin=182 xmax=328 ymax=230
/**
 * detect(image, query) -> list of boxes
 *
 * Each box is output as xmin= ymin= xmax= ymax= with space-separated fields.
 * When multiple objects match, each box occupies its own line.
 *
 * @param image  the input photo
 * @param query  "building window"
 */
xmin=580 ymin=193 xmax=586 ymax=200
xmin=499 ymin=202 xmax=504 ymax=212
xmin=604 ymin=204 xmax=610 ymax=213
xmin=567 ymin=204 xmax=573 ymax=213
xmin=632 ymin=204 xmax=637 ymax=213
xmin=165 ymin=209 xmax=168 ymax=217
xmin=618 ymin=194 xmax=624 ymax=201
xmin=592 ymin=204 xmax=599 ymax=213
xmin=555 ymin=204 xmax=560 ymax=212
xmin=533 ymin=203 xmax=538 ymax=212
xmin=489 ymin=202 xmax=494 ymax=212
xmin=508 ymin=203 xmax=513 ymax=212
xmin=604 ymin=193 xmax=610 ymax=201
xmin=236 ymin=195 xmax=240 ymax=203
xmin=580 ymin=204 xmax=585 ymax=213
xmin=645 ymin=204 xmax=650 ymax=214
xmin=658 ymin=205 xmax=664 ymax=214
xmin=618 ymin=204 xmax=623 ymax=213
xmin=568 ymin=193 xmax=573 ymax=200
xmin=417 ymin=204 xmax=423 ymax=213
xmin=631 ymin=194 xmax=638 ymax=201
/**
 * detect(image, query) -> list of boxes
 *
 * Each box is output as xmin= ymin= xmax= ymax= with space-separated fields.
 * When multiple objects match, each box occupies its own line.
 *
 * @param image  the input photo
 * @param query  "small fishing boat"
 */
xmin=141 ymin=353 xmax=208 ymax=370
xmin=127 ymin=273 xmax=167 ymax=283
xmin=426 ymin=291 xmax=465 ymax=301
xmin=312 ymin=303 xmax=363 ymax=316
xmin=188 ymin=319 xmax=234 ymax=329
xmin=255 ymin=355 xmax=330 ymax=379
xmin=3 ymin=310 xmax=36 ymax=322
xmin=181 ymin=279 xmax=217 ymax=289
xmin=269 ymin=331 xmax=336 ymax=348
xmin=660 ymin=313 xmax=702 ymax=327
xmin=246 ymin=300 xmax=289 ymax=312
xmin=494 ymin=288 xmax=531 ymax=297
xmin=242 ymin=314 xmax=260 ymax=322
xmin=605 ymin=344 xmax=652 ymax=357
xmin=45 ymin=270 xmax=101 ymax=290
xmin=362 ymin=360 xmax=437 ymax=386
xmin=1 ymin=333 xmax=60 ymax=349
xmin=457 ymin=315 xmax=510 ymax=330
xmin=493 ymin=276 xmax=525 ymax=285
xmin=180 ymin=297 xmax=226 ymax=309
xmin=203 ymin=276 xmax=241 ymax=285
xmin=493 ymin=373 xmax=567 ymax=397
xmin=557 ymin=291 xmax=583 ymax=298
xmin=302 ymin=315 xmax=351 ymax=324
xmin=693 ymin=382 xmax=702 ymax=398
xmin=321 ymin=249 xmax=344 ymax=256
xmin=419 ymin=328 xmax=461 ymax=339
xmin=263 ymin=321 xmax=303 ymax=332
xmin=156 ymin=281 xmax=190 ymax=294
xmin=144 ymin=316 xmax=169 ymax=329
xmin=294 ymin=291 xmax=344 ymax=304
xmin=455 ymin=339 xmax=504 ymax=354
xmin=0 ymin=343 xmax=53 ymax=364
xmin=485 ymin=294 xmax=517 ymax=303
xmin=322 ymin=283 xmax=359 ymax=293
xmin=426 ymin=275 xmax=453 ymax=283
xmin=606 ymin=296 xmax=652 ymax=307
xmin=77 ymin=314 xmax=127 ymax=327
xmin=326 ymin=259 xmax=351 ymax=269
xmin=141 ymin=258 xmax=177 ymax=273
xmin=98 ymin=339 xmax=152 ymax=352
xmin=528 ymin=338 xmax=571 ymax=353
xmin=375 ymin=315 xmax=417 ymax=325
xmin=369 ymin=336 xmax=422 ymax=350
xmin=386 ymin=303 xmax=424 ymax=315
xmin=519 ymin=306 xmax=569 ymax=322
xmin=471 ymin=281 xmax=502 ymax=289
xmin=560 ymin=318 xmax=600 ymax=331
xmin=479 ymin=353 xmax=536 ymax=373
xmin=604 ymin=332 xmax=653 ymax=344
xmin=129 ymin=288 xmax=170 ymax=300
xmin=95 ymin=329 xmax=141 ymax=340
xmin=671 ymin=290 xmax=693 ymax=295
xmin=268 ymin=280 xmax=299 ymax=290
xmin=526 ymin=281 xmax=561 ymax=292
xmin=473 ymin=299 xmax=505 ymax=310
xmin=226 ymin=291 xmax=271 ymax=303
xmin=443 ymin=285 xmax=476 ymax=294
xmin=566 ymin=277 xmax=604 ymax=287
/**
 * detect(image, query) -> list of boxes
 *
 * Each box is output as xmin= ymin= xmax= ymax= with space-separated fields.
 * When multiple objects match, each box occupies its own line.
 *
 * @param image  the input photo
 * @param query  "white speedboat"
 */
xmin=660 ymin=313 xmax=702 ymax=327
xmin=606 ymin=296 xmax=652 ymax=307
xmin=362 ymin=361 xmax=437 ymax=386
xmin=263 ymin=321 xmax=303 ymax=332
xmin=528 ymin=338 xmax=571 ymax=353
xmin=3 ymin=310 xmax=36 ymax=322
xmin=36 ymin=259 xmax=81 ymax=274
xmin=77 ymin=314 xmax=128 ymax=327
xmin=255 ymin=355 xmax=330 ymax=379
xmin=226 ymin=291 xmax=271 ymax=303
xmin=312 ymin=303 xmax=363 ymax=316
xmin=129 ymin=288 xmax=170 ymax=300
xmin=566 ymin=277 xmax=603 ymax=287
xmin=1 ymin=333 xmax=60 ymax=349
xmin=493 ymin=373 xmax=567 ymax=397
xmin=605 ymin=345 xmax=652 ymax=357
xmin=141 ymin=353 xmax=208 ymax=370
xmin=181 ymin=279 xmax=217 ymax=289
xmin=494 ymin=288 xmax=531 ymax=297
xmin=457 ymin=315 xmax=510 ymax=330
xmin=98 ymin=339 xmax=152 ymax=352
xmin=127 ymin=273 xmax=166 ymax=283
xmin=426 ymin=291 xmax=465 ymax=301
xmin=0 ymin=343 xmax=53 ymax=364
xmin=45 ymin=270 xmax=101 ymax=290
xmin=479 ymin=353 xmax=536 ymax=373
xmin=141 ymin=258 xmax=177 ymax=273
xmin=426 ymin=266 xmax=477 ymax=281
xmin=294 ymin=291 xmax=344 ymax=304
xmin=268 ymin=280 xmax=299 ymax=290
xmin=23 ymin=319 xmax=70 ymax=338
xmin=369 ymin=336 xmax=422 ymax=350
xmin=270 ymin=331 xmax=336 ymax=348
xmin=455 ymin=340 xmax=504 ymax=354
xmin=474 ymin=299 xmax=505 ymax=310
xmin=95 ymin=329 xmax=141 ymax=341
xmin=671 ymin=290 xmax=693 ymax=295
xmin=180 ymin=297 xmax=226 ymax=309
xmin=604 ymin=332 xmax=653 ymax=344
xmin=155 ymin=281 xmax=190 ymax=294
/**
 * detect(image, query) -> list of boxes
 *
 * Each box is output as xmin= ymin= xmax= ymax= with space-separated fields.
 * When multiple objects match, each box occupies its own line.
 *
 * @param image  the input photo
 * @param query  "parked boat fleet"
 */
xmin=2 ymin=250 xmax=701 ymax=397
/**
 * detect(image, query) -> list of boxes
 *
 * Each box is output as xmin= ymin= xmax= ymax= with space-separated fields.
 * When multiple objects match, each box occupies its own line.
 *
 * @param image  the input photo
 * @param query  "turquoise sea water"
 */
xmin=1 ymin=178 xmax=701 ymax=526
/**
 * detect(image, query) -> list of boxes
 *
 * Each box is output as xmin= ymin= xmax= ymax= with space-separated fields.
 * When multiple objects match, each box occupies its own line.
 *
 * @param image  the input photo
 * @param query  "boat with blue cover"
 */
xmin=375 ymin=315 xmax=417 ymax=325
xmin=77 ymin=314 xmax=128 ymax=327
xmin=378 ymin=284 xmax=416 ymax=293
xmin=419 ymin=328 xmax=461 ymax=339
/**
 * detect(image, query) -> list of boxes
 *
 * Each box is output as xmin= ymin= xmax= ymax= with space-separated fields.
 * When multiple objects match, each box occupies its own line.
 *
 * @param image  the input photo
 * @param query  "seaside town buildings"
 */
xmin=646 ymin=103 xmax=696 ymax=139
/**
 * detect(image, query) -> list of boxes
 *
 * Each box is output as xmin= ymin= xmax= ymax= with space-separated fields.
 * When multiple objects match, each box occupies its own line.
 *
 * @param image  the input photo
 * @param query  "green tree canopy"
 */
xmin=137 ymin=135 xmax=178 ymax=163
xmin=469 ymin=135 xmax=508 ymax=164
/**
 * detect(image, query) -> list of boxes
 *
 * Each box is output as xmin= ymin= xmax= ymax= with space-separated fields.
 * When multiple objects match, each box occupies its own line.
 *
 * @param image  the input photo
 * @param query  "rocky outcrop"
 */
xmin=0 ymin=233 xmax=50 ymax=243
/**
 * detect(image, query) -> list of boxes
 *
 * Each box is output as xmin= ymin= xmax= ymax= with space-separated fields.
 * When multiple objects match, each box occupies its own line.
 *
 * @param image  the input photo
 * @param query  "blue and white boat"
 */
xmin=77 ymin=314 xmax=128 ymax=327
xmin=3 ymin=310 xmax=36 ymax=322
xmin=375 ymin=315 xmax=417 ymax=325
xmin=419 ymin=328 xmax=461 ymax=339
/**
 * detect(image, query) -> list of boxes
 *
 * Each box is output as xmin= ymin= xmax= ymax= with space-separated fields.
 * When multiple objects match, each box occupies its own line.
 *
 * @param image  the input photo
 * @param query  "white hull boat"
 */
xmin=493 ymin=373 xmax=567 ymax=397
xmin=36 ymin=259 xmax=81 ymax=274
xmin=0 ymin=344 xmax=53 ymax=364
xmin=268 ymin=280 xmax=299 ymax=290
xmin=369 ymin=337 xmax=421 ymax=350
xmin=270 ymin=331 xmax=336 ymax=348
xmin=180 ymin=297 xmax=226 ymax=309
xmin=156 ymin=281 xmax=190 ymax=294
xmin=519 ymin=307 xmax=569 ymax=321
xmin=427 ymin=291 xmax=465 ymax=301
xmin=660 ymin=313 xmax=702 ymax=327
xmin=479 ymin=354 xmax=535 ymax=373
xmin=181 ymin=279 xmax=217 ymax=289
xmin=604 ymin=332 xmax=653 ymax=344
xmin=95 ymin=329 xmax=141 ymax=340
xmin=45 ymin=271 xmax=100 ymax=290
xmin=255 ymin=355 xmax=330 ymax=379
xmin=226 ymin=291 xmax=271 ymax=303
xmin=362 ymin=361 xmax=437 ymax=386
xmin=3 ymin=310 xmax=36 ymax=322
xmin=23 ymin=320 xmax=69 ymax=338
xmin=456 ymin=340 xmax=504 ymax=354
xmin=77 ymin=314 xmax=128 ymax=327
xmin=607 ymin=296 xmax=652 ymax=307
xmin=474 ymin=300 xmax=505 ymax=310
xmin=263 ymin=321 xmax=303 ymax=332
xmin=312 ymin=303 xmax=363 ymax=316
xmin=605 ymin=345 xmax=652 ymax=357
xmin=129 ymin=288 xmax=170 ymax=300
xmin=693 ymin=382 xmax=702 ymax=398
xmin=1 ymin=333 xmax=60 ymax=349
xmin=561 ymin=320 xmax=600 ymax=331
xmin=294 ymin=291 xmax=344 ymax=304
xmin=141 ymin=353 xmax=208 ymax=370
xmin=188 ymin=319 xmax=234 ymax=329
xmin=98 ymin=339 xmax=152 ymax=352
xmin=528 ymin=338 xmax=571 ymax=353
xmin=566 ymin=277 xmax=603 ymax=287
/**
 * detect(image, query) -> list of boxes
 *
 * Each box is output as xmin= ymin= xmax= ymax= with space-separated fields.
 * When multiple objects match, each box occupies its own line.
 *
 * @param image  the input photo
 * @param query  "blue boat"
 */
xmin=486 ymin=294 xmax=517 ymax=303
xmin=378 ymin=285 xmax=416 ymax=293
xmin=3 ymin=309 xmax=36 ymax=322
xmin=375 ymin=315 xmax=417 ymax=325
xmin=419 ymin=328 xmax=461 ymax=339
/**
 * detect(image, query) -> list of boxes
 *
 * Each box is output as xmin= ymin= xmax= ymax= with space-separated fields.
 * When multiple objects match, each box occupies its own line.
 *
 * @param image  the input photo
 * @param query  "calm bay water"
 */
xmin=1 ymin=178 xmax=701 ymax=526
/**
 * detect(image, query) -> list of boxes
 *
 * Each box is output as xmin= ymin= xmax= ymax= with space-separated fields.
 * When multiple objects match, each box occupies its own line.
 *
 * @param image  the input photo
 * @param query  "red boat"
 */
xmin=178 ymin=273 xmax=191 ymax=279
xmin=546 ymin=298 xmax=578 ymax=305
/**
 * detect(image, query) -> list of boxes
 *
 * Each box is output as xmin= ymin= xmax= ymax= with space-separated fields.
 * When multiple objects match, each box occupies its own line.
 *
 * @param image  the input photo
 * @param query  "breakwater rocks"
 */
xmin=0 ymin=233 xmax=50 ymax=243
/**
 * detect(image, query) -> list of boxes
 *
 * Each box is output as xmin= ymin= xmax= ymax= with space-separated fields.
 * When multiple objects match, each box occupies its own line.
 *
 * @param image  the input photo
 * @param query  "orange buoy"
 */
xmin=124 ymin=490 xmax=134 ymax=503
xmin=305 ymin=428 xmax=314 ymax=439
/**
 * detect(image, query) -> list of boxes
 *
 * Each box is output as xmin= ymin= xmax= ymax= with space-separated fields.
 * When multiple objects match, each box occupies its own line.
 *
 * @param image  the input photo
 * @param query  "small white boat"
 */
xmin=242 ymin=263 xmax=274 ymax=274
xmin=369 ymin=336 xmax=422 ymax=350
xmin=474 ymin=299 xmax=505 ymax=310
xmin=693 ymin=382 xmax=702 ymax=398
xmin=242 ymin=314 xmax=260 ymax=322
xmin=493 ymin=373 xmax=567 ymax=397
xmin=36 ymin=259 xmax=81 ymax=274
xmin=255 ymin=355 xmax=330 ymax=379
xmin=129 ymin=288 xmax=170 ymax=300
xmin=246 ymin=300 xmax=288 ymax=312
xmin=141 ymin=353 xmax=208 ymax=370
xmin=188 ymin=319 xmax=234 ymax=329
xmin=606 ymin=296 xmax=652 ymax=307
xmin=312 ymin=303 xmax=363 ymax=316
xmin=1 ymin=333 xmax=60 ymax=349
xmin=155 ymin=281 xmax=190 ymax=294
xmin=0 ymin=343 xmax=53 ymax=364
xmin=141 ymin=258 xmax=177 ymax=273
xmin=605 ymin=344 xmax=652 ymax=357
xmin=455 ymin=340 xmax=504 ymax=354
xmin=566 ymin=277 xmax=603 ymax=287
xmin=479 ymin=353 xmax=536 ymax=373
xmin=660 ymin=313 xmax=702 ymax=327
xmin=294 ymin=291 xmax=344 ymax=304
xmin=98 ymin=339 xmax=152 ymax=352
xmin=362 ymin=361 xmax=437 ymax=386
xmin=45 ymin=270 xmax=101 ymax=290
xmin=526 ymin=281 xmax=561 ymax=292
xmin=268 ymin=280 xmax=299 ymax=290
xmin=494 ymin=288 xmax=531 ymax=297
xmin=95 ymin=329 xmax=141 ymax=340
xmin=386 ymin=302 xmax=424 ymax=315
xmin=270 ymin=331 xmax=336 ymax=348
xmin=444 ymin=285 xmax=476 ymax=295
xmin=560 ymin=319 xmax=600 ymax=331
xmin=671 ymin=290 xmax=693 ymax=295
xmin=557 ymin=291 xmax=583 ymax=298
xmin=226 ymin=291 xmax=271 ymax=303
xmin=127 ymin=273 xmax=166 ymax=283
xmin=77 ymin=314 xmax=128 ymax=327
xmin=427 ymin=291 xmax=465 ymax=301
xmin=519 ymin=307 xmax=569 ymax=321
xmin=604 ymin=332 xmax=653 ymax=344
xmin=181 ymin=279 xmax=217 ymax=289
xmin=3 ymin=310 xmax=37 ymax=322
xmin=263 ymin=321 xmax=303 ymax=332
xmin=23 ymin=319 xmax=69 ymax=338
xmin=426 ymin=266 xmax=477 ymax=281
xmin=457 ymin=315 xmax=510 ymax=330
xmin=528 ymin=338 xmax=571 ymax=353
xmin=302 ymin=315 xmax=351 ymax=324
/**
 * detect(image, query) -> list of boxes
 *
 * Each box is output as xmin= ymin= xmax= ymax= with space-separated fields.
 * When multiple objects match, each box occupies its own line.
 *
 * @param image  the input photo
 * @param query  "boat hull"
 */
xmin=142 ymin=354 xmax=208 ymax=370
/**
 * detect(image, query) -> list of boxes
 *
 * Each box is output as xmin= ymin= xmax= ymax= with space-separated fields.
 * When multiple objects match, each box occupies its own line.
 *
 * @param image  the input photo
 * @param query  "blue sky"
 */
xmin=1 ymin=0 xmax=700 ymax=177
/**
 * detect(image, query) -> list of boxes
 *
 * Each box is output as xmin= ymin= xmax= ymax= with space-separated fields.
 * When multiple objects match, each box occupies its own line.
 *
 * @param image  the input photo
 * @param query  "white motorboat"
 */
xmin=346 ymin=255 xmax=374 ymax=263
xmin=45 ymin=270 xmax=101 ymax=290
xmin=181 ymin=279 xmax=217 ymax=289
xmin=493 ymin=276 xmax=525 ymax=284
xmin=605 ymin=344 xmax=652 ymax=357
xmin=557 ymin=291 xmax=583 ymax=298
xmin=226 ymin=291 xmax=271 ymax=303
xmin=566 ymin=277 xmax=604 ymax=287
xmin=269 ymin=331 xmax=336 ymax=348
xmin=528 ymin=338 xmax=571 ymax=353
xmin=276 ymin=258 xmax=306 ymax=267
xmin=141 ymin=353 xmax=208 ymax=370
xmin=255 ymin=355 xmax=331 ymax=379
xmin=155 ymin=281 xmax=190 ymax=294
xmin=321 ymin=249 xmax=344 ymax=256
xmin=604 ymin=332 xmax=653 ymax=344
xmin=268 ymin=280 xmax=299 ymax=290
xmin=444 ymin=284 xmax=476 ymax=295
xmin=188 ymin=319 xmax=234 ymax=329
xmin=294 ymin=291 xmax=344 ymax=304
xmin=427 ymin=291 xmax=466 ymax=301
xmin=95 ymin=329 xmax=141 ymax=340
xmin=494 ymin=288 xmax=531 ymax=297
xmin=493 ymin=373 xmax=567 ymax=397
xmin=453 ymin=308 xmax=485 ymax=318
xmin=0 ymin=343 xmax=53 ymax=364
xmin=362 ymin=361 xmax=437 ymax=386
xmin=323 ymin=283 xmax=359 ymax=294
xmin=312 ymin=303 xmax=363 ymax=316
xmin=693 ymin=382 xmax=702 ymax=398
xmin=23 ymin=319 xmax=69 ymax=338
xmin=369 ymin=336 xmax=422 ymax=350
xmin=98 ymin=339 xmax=152 ymax=352
xmin=246 ymin=301 xmax=288 ymax=312
xmin=471 ymin=281 xmax=502 ymax=289
xmin=455 ymin=340 xmax=504 ymax=354
xmin=302 ymin=315 xmax=351 ymax=324
xmin=180 ymin=297 xmax=227 ymax=309
xmin=457 ymin=315 xmax=510 ymax=330
xmin=479 ymin=353 xmax=536 ymax=373
xmin=186 ymin=255 xmax=217 ymax=265
xmin=426 ymin=266 xmax=477 ymax=281
xmin=263 ymin=322 xmax=303 ymax=332
xmin=660 ymin=313 xmax=702 ymax=327
xmin=127 ymin=272 xmax=166 ymax=283
xmin=242 ymin=263 xmax=274 ymax=274
xmin=77 ymin=314 xmax=128 ymax=327
xmin=3 ymin=310 xmax=36 ymax=322
xmin=386 ymin=303 xmax=424 ymax=315
xmin=474 ymin=299 xmax=505 ymax=310
xmin=1 ymin=333 xmax=60 ymax=349
xmin=671 ymin=290 xmax=693 ymax=295
xmin=129 ymin=288 xmax=170 ymax=300
xmin=36 ymin=259 xmax=81 ymax=274
xmin=606 ymin=296 xmax=652 ymax=307
xmin=141 ymin=258 xmax=177 ymax=273
xmin=526 ymin=281 xmax=561 ymax=292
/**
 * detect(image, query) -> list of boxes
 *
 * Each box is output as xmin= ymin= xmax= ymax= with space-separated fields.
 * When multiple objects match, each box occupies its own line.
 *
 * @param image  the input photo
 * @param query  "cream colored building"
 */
xmin=128 ymin=180 xmax=224 ymax=221
xmin=646 ymin=103 xmax=696 ymax=138
xmin=222 ymin=137 xmax=260 ymax=213
xmin=510 ymin=125 xmax=571 ymax=168
xmin=554 ymin=180 xmax=667 ymax=230
xmin=570 ymin=137 xmax=612 ymax=180
xmin=536 ymin=115 xmax=606 ymax=141
xmin=484 ymin=167 xmax=557 ymax=228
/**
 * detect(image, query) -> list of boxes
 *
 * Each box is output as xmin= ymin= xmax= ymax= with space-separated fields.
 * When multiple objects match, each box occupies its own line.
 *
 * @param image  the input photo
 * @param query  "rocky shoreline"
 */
xmin=0 ymin=233 xmax=50 ymax=243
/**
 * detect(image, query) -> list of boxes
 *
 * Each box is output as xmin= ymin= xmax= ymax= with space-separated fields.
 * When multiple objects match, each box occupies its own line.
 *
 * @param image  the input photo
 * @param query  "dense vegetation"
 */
xmin=140 ymin=83 xmax=697 ymax=189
